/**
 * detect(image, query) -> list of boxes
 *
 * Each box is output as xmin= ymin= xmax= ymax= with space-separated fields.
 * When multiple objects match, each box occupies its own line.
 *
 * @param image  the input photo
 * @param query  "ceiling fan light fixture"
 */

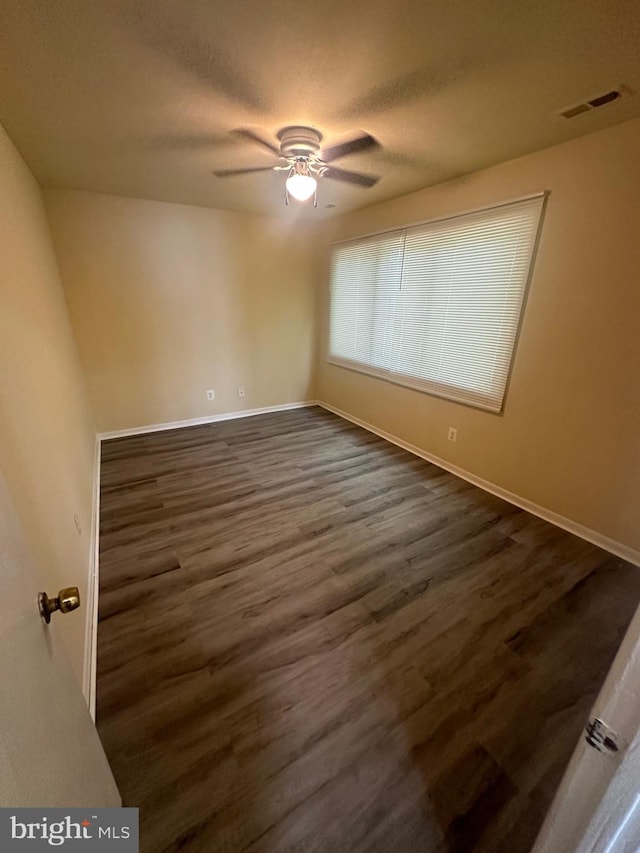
xmin=214 ymin=126 xmax=380 ymax=206
xmin=285 ymin=169 xmax=317 ymax=202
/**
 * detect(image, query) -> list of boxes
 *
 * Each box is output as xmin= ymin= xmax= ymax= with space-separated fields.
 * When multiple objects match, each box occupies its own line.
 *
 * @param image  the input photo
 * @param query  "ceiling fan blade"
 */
xmin=320 ymin=133 xmax=380 ymax=163
xmin=213 ymin=166 xmax=275 ymax=177
xmin=323 ymin=166 xmax=380 ymax=188
xmin=232 ymin=128 xmax=281 ymax=156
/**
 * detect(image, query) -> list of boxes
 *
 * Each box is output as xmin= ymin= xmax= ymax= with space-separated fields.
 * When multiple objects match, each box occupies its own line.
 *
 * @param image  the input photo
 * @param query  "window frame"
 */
xmin=327 ymin=192 xmax=548 ymax=415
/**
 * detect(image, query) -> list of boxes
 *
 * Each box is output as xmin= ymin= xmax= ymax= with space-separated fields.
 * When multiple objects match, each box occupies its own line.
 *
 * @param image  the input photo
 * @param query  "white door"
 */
xmin=0 ymin=467 xmax=120 ymax=807
xmin=533 ymin=601 xmax=640 ymax=852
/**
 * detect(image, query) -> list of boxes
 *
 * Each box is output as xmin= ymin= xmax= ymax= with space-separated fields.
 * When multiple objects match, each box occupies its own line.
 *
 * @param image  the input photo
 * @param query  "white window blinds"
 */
xmin=328 ymin=194 xmax=546 ymax=413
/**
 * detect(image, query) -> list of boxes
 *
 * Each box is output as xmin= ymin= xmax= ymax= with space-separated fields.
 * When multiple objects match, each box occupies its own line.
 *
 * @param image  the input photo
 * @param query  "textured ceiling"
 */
xmin=0 ymin=0 xmax=639 ymax=217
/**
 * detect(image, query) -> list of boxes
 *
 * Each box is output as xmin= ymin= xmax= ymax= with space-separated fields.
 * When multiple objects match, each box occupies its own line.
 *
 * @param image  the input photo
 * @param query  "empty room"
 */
xmin=1 ymin=1 xmax=640 ymax=851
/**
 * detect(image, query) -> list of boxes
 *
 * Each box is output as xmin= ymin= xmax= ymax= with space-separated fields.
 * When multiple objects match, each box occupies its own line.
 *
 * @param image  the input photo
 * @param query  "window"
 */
xmin=328 ymin=194 xmax=546 ymax=413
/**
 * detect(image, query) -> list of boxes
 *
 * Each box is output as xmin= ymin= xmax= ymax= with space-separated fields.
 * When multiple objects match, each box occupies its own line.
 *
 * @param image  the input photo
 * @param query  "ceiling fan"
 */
xmin=213 ymin=126 xmax=381 ymax=205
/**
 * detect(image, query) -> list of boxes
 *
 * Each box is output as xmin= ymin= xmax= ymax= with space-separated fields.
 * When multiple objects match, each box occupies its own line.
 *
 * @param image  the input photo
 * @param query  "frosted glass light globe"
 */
xmin=286 ymin=173 xmax=317 ymax=202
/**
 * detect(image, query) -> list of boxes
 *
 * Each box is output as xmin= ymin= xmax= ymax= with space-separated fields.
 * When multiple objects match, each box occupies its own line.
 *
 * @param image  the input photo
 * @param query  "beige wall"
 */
xmin=317 ymin=118 xmax=640 ymax=556
xmin=44 ymin=191 xmax=317 ymax=433
xmin=0 ymin=125 xmax=96 ymax=685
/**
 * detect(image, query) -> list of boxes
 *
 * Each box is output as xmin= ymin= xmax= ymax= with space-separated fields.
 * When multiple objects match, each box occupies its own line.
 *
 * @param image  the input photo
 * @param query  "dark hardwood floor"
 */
xmin=97 ymin=406 xmax=640 ymax=853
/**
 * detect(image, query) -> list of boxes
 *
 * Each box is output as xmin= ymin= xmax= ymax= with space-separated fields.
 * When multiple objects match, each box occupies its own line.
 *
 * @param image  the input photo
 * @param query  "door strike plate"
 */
xmin=585 ymin=717 xmax=625 ymax=756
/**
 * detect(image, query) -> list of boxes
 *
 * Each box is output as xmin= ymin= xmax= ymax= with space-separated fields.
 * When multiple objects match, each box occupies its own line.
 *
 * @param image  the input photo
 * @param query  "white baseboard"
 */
xmin=318 ymin=401 xmax=640 ymax=567
xmin=83 ymin=436 xmax=101 ymax=719
xmin=98 ymin=400 xmax=319 ymax=441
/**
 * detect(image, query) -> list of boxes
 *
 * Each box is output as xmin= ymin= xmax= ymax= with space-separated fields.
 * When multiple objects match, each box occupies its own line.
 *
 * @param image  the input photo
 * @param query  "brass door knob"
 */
xmin=38 ymin=587 xmax=81 ymax=624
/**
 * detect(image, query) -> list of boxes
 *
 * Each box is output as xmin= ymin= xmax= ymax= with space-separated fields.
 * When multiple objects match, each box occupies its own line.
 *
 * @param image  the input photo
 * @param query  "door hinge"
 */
xmin=585 ymin=717 xmax=625 ymax=756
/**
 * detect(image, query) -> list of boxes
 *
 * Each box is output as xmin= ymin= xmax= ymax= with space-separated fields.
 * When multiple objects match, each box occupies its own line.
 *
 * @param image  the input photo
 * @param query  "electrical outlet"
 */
xmin=238 ymin=386 xmax=245 ymax=398
xmin=206 ymin=389 xmax=215 ymax=401
xmin=448 ymin=427 xmax=457 ymax=442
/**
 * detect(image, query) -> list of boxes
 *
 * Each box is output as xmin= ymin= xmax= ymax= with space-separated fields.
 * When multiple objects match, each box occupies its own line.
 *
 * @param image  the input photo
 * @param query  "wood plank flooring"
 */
xmin=97 ymin=406 xmax=640 ymax=853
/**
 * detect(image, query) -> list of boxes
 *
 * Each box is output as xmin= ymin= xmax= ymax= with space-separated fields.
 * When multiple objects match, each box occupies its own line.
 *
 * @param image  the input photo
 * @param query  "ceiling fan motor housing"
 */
xmin=277 ymin=126 xmax=323 ymax=158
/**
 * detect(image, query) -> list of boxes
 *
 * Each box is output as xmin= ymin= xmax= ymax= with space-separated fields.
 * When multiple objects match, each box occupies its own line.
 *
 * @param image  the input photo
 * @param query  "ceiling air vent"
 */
xmin=560 ymin=103 xmax=592 ymax=119
xmin=588 ymin=90 xmax=621 ymax=108
xmin=559 ymin=88 xmax=623 ymax=119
